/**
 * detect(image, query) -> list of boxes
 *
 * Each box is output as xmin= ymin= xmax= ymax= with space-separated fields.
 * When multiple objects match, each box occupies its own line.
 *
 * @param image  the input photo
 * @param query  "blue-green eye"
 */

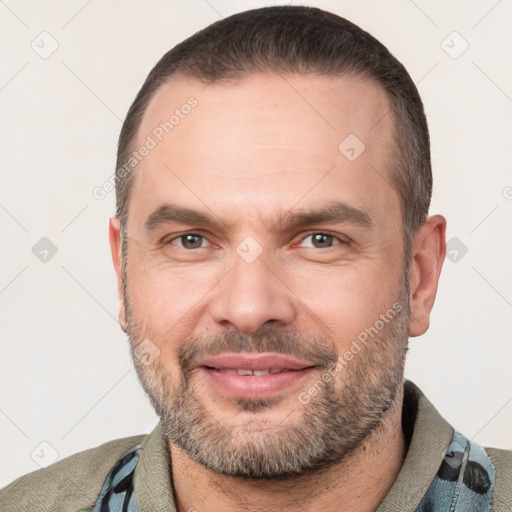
xmin=170 ymin=234 xmax=206 ymax=249
xmin=298 ymin=233 xmax=343 ymax=249
xmin=166 ymin=232 xmax=344 ymax=251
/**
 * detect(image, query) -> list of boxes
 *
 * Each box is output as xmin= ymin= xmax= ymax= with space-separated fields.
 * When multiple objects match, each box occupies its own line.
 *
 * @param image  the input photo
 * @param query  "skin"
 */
xmin=109 ymin=73 xmax=446 ymax=511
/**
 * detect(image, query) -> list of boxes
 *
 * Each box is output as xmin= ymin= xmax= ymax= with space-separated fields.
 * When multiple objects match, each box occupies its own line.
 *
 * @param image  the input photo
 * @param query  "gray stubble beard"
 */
xmin=125 ymin=288 xmax=410 ymax=480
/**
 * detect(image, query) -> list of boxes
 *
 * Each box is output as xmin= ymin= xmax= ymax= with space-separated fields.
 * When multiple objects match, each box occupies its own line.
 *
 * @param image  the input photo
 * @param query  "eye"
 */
xmin=168 ymin=233 xmax=208 ymax=249
xmin=298 ymin=233 xmax=345 ymax=249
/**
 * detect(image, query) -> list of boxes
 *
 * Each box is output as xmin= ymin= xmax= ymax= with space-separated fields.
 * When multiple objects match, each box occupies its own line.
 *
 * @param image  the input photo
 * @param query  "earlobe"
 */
xmin=408 ymin=215 xmax=447 ymax=337
xmin=108 ymin=217 xmax=127 ymax=332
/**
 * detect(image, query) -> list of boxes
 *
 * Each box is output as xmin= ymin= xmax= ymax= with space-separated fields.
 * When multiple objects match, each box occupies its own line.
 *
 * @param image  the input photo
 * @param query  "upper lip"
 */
xmin=196 ymin=352 xmax=317 ymax=371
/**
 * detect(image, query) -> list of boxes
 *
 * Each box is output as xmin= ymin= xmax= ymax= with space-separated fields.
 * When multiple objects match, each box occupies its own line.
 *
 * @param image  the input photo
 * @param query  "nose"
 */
xmin=208 ymin=248 xmax=297 ymax=333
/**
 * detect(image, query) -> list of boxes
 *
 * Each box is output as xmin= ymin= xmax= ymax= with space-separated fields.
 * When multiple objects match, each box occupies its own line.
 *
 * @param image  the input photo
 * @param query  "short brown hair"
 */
xmin=115 ymin=6 xmax=432 ymax=256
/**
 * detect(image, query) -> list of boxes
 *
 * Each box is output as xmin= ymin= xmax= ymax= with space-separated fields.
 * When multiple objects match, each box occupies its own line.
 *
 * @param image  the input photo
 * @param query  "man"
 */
xmin=1 ymin=5 xmax=510 ymax=511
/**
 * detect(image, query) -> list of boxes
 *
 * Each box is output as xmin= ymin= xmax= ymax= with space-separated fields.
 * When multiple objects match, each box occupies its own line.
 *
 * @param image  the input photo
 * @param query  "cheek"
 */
xmin=125 ymin=257 xmax=219 ymax=359
xmin=126 ymin=251 xmax=214 ymax=317
xmin=286 ymin=261 xmax=401 ymax=348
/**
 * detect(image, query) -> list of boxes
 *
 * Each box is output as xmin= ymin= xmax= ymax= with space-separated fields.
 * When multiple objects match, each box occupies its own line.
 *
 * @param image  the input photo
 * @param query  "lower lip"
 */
xmin=198 ymin=367 xmax=316 ymax=399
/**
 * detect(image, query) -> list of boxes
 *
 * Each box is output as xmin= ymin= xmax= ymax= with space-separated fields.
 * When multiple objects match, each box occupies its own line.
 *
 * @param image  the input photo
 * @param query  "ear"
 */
xmin=408 ymin=215 xmax=447 ymax=337
xmin=109 ymin=217 xmax=127 ymax=332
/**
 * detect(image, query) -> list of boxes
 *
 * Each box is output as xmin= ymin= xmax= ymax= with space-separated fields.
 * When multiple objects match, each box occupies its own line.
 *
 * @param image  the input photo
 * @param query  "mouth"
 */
xmin=195 ymin=352 xmax=319 ymax=399
xmin=205 ymin=367 xmax=297 ymax=376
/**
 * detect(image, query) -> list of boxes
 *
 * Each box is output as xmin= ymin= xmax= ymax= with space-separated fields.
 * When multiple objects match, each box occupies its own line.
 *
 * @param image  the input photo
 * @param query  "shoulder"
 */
xmin=485 ymin=446 xmax=512 ymax=512
xmin=0 ymin=434 xmax=146 ymax=512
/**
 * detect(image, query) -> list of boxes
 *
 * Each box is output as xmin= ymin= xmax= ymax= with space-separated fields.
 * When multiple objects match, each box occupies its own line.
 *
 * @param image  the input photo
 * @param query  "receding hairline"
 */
xmin=132 ymin=67 xmax=392 ymax=141
xmin=124 ymin=69 xmax=402 ymax=223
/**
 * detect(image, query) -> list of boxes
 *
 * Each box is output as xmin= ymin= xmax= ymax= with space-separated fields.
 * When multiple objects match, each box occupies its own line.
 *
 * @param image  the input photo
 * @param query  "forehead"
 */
xmin=137 ymin=72 xmax=394 ymax=154
xmin=129 ymin=72 xmax=398 ymax=231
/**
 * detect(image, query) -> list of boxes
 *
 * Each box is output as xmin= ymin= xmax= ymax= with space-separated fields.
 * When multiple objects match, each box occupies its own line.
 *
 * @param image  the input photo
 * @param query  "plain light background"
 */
xmin=0 ymin=0 xmax=511 ymax=486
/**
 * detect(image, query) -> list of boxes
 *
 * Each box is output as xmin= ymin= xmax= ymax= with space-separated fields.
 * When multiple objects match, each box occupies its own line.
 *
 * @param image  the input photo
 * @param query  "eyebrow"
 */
xmin=144 ymin=201 xmax=373 ymax=233
xmin=145 ymin=204 xmax=215 ymax=231
xmin=273 ymin=202 xmax=373 ymax=231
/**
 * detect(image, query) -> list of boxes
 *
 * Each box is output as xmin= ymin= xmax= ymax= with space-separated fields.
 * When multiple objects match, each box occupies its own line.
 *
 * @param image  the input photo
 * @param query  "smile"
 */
xmin=205 ymin=367 xmax=294 ymax=376
xmin=195 ymin=353 xmax=318 ymax=399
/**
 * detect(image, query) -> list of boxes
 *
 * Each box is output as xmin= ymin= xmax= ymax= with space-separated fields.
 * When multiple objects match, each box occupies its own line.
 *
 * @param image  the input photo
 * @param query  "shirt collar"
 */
xmin=376 ymin=380 xmax=454 ymax=511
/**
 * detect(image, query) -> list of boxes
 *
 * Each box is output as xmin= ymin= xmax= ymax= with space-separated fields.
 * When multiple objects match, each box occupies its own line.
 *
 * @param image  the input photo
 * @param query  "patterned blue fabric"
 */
xmin=93 ymin=432 xmax=495 ymax=511
xmin=92 ymin=444 xmax=141 ymax=512
xmin=417 ymin=431 xmax=495 ymax=511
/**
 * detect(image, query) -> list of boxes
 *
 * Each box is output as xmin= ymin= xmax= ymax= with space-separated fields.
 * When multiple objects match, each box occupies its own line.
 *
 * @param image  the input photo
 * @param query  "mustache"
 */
xmin=178 ymin=328 xmax=338 ymax=375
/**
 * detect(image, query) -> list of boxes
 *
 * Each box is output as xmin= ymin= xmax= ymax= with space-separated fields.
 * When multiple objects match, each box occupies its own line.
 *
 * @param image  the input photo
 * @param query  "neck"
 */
xmin=170 ymin=388 xmax=406 ymax=512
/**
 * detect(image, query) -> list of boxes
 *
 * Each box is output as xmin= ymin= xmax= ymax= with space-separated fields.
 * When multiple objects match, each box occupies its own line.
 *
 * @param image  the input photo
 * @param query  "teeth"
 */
xmin=253 ymin=370 xmax=270 ymax=376
xmin=212 ymin=368 xmax=290 ymax=375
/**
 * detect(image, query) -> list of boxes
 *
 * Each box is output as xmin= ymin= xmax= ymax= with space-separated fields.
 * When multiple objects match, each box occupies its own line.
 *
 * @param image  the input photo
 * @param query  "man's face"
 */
xmin=116 ymin=73 xmax=410 ymax=478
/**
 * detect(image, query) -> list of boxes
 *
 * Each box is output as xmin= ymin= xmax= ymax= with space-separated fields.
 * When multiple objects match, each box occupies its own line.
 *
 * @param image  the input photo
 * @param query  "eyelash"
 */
xmin=165 ymin=232 xmax=348 ymax=250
